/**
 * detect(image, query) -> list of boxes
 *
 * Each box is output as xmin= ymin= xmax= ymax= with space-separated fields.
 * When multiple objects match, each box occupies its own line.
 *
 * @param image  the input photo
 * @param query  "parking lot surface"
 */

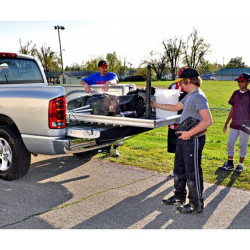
xmin=0 ymin=154 xmax=249 ymax=229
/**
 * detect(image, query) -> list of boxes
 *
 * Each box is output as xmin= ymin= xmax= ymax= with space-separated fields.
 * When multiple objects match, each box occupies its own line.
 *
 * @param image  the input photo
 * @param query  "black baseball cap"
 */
xmin=98 ymin=60 xmax=109 ymax=67
xmin=234 ymin=72 xmax=250 ymax=81
xmin=175 ymin=68 xmax=200 ymax=83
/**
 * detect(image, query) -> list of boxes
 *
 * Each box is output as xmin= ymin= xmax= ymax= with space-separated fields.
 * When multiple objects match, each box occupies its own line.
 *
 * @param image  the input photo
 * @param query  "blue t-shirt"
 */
xmin=82 ymin=72 xmax=119 ymax=85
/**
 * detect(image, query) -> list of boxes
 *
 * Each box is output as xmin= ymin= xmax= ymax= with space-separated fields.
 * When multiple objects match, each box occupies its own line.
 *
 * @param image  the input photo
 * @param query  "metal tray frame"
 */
xmin=67 ymin=112 xmax=181 ymax=129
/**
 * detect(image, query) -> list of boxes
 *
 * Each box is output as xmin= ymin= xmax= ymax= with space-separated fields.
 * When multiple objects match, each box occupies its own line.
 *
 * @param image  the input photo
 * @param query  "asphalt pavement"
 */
xmin=0 ymin=154 xmax=249 ymax=229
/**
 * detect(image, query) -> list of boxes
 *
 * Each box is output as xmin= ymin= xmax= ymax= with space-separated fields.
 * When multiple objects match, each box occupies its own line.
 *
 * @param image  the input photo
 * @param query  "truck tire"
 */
xmin=0 ymin=125 xmax=31 ymax=181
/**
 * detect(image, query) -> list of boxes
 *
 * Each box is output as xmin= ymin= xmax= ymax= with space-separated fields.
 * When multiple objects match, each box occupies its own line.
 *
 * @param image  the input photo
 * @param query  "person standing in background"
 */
xmin=167 ymin=67 xmax=188 ymax=176
xmin=80 ymin=60 xmax=121 ymax=156
xmin=80 ymin=60 xmax=119 ymax=93
xmin=219 ymin=73 xmax=250 ymax=173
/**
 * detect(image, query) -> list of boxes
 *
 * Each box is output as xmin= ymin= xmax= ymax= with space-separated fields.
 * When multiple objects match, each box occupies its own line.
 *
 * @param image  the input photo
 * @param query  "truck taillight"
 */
xmin=49 ymin=96 xmax=66 ymax=129
xmin=0 ymin=52 xmax=17 ymax=58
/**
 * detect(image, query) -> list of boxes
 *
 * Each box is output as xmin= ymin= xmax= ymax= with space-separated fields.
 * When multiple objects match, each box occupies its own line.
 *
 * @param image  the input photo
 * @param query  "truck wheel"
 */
xmin=0 ymin=125 xmax=31 ymax=181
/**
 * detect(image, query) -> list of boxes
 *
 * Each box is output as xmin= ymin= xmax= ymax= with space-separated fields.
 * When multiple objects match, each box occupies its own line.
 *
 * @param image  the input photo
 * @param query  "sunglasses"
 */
xmin=237 ymin=80 xmax=247 ymax=83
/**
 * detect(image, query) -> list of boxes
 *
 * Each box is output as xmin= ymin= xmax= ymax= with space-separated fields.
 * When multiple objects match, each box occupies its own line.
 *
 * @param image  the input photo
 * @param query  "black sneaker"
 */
xmin=177 ymin=204 xmax=203 ymax=214
xmin=218 ymin=162 xmax=234 ymax=171
xmin=234 ymin=164 xmax=244 ymax=173
xmin=162 ymin=196 xmax=186 ymax=205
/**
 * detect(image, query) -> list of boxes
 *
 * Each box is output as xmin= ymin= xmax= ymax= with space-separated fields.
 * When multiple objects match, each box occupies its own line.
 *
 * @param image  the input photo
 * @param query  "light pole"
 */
xmin=128 ymin=62 xmax=132 ymax=77
xmin=54 ymin=25 xmax=65 ymax=84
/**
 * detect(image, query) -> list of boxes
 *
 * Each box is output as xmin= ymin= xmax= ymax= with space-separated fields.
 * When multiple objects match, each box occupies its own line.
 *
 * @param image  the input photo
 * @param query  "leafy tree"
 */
xmin=85 ymin=56 xmax=103 ymax=71
xmin=18 ymin=39 xmax=37 ymax=56
xmin=65 ymin=62 xmax=85 ymax=71
xmin=226 ymin=57 xmax=246 ymax=68
xmin=116 ymin=58 xmax=128 ymax=79
xmin=196 ymin=59 xmax=223 ymax=74
xmin=106 ymin=52 xmax=119 ymax=73
xmin=36 ymin=45 xmax=60 ymax=72
xmin=135 ymin=66 xmax=156 ymax=78
xmin=183 ymin=28 xmax=210 ymax=69
xmin=141 ymin=51 xmax=168 ymax=79
xmin=163 ymin=36 xmax=183 ymax=80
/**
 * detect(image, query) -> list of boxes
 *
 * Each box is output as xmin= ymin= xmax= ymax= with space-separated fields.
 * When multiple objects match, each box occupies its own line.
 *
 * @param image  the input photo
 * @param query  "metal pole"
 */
xmin=55 ymin=25 xmax=65 ymax=84
xmin=145 ymin=64 xmax=152 ymax=119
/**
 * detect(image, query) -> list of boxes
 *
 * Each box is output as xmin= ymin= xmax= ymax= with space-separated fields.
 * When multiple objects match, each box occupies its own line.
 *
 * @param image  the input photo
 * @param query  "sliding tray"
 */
xmin=67 ymin=112 xmax=181 ymax=129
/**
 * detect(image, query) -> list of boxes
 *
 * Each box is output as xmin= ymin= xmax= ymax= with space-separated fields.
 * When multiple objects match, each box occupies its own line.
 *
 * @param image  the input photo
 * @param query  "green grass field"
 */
xmin=96 ymin=80 xmax=250 ymax=190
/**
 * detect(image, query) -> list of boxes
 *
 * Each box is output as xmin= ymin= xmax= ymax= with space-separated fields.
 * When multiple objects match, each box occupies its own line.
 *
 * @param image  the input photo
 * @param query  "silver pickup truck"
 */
xmin=0 ymin=52 xmax=180 ymax=181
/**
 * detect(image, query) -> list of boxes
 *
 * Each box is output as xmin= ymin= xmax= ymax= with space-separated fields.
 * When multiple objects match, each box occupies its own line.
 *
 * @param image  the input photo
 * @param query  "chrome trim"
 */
xmin=55 ymin=138 xmax=118 ymax=154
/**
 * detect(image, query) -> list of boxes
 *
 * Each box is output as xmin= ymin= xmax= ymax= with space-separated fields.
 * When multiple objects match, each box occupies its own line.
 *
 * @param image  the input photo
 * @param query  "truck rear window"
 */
xmin=0 ymin=58 xmax=43 ymax=84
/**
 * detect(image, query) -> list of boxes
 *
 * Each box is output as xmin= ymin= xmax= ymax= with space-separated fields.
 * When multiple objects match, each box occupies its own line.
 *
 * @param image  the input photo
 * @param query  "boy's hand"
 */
xmin=102 ymin=82 xmax=110 ymax=92
xmin=223 ymin=124 xmax=227 ymax=134
xmin=151 ymin=99 xmax=156 ymax=108
xmin=178 ymin=131 xmax=191 ymax=140
xmin=83 ymin=83 xmax=90 ymax=93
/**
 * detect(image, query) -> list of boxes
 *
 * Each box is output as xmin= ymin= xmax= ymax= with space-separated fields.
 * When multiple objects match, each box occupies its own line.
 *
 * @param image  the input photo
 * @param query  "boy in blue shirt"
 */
xmin=80 ymin=60 xmax=119 ymax=93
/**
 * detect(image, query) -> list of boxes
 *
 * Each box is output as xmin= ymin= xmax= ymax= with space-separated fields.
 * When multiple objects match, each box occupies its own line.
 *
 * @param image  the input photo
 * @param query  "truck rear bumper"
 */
xmin=21 ymin=134 xmax=125 ymax=155
xmin=21 ymin=134 xmax=99 ymax=155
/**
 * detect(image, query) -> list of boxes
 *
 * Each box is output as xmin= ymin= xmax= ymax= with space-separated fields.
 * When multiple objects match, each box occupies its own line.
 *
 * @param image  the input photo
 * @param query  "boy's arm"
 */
xmin=223 ymin=107 xmax=233 ymax=134
xmin=151 ymin=100 xmax=184 ymax=112
xmin=80 ymin=79 xmax=91 ymax=93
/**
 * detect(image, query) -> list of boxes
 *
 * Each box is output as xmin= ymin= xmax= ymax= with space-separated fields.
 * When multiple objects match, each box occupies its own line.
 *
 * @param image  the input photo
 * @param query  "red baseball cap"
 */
xmin=234 ymin=73 xmax=250 ymax=81
xmin=175 ymin=67 xmax=187 ymax=83
xmin=178 ymin=67 xmax=187 ymax=77
xmin=98 ymin=60 xmax=109 ymax=68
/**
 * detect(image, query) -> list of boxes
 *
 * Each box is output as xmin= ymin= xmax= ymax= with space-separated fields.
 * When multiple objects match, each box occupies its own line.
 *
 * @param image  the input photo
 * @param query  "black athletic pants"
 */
xmin=173 ymin=135 xmax=206 ymax=209
xmin=167 ymin=127 xmax=178 ymax=153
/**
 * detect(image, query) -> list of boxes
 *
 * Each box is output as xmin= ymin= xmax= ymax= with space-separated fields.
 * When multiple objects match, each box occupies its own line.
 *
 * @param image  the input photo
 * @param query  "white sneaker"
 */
xmin=113 ymin=149 xmax=120 ymax=157
xmin=169 ymin=170 xmax=174 ymax=177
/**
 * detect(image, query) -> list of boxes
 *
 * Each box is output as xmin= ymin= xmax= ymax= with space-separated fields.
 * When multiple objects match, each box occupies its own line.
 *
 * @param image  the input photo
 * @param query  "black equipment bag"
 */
xmin=175 ymin=117 xmax=206 ymax=138
xmin=67 ymin=93 xmax=145 ymax=117
xmin=116 ymin=94 xmax=145 ymax=117
xmin=127 ymin=87 xmax=156 ymax=97
xmin=86 ymin=94 xmax=121 ymax=116
xmin=67 ymin=95 xmax=97 ymax=110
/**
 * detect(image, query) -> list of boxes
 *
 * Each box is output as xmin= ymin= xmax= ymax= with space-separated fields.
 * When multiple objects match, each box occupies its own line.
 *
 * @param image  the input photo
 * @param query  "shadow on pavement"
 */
xmin=0 ymin=155 xmax=91 ymax=228
xmin=228 ymin=201 xmax=250 ymax=229
xmin=72 ymin=169 xmax=247 ymax=229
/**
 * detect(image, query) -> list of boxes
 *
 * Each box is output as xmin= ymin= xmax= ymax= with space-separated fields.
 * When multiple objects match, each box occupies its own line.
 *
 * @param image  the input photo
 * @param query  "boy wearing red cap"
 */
xmin=219 ymin=73 xmax=250 ymax=173
xmin=167 ymin=67 xmax=188 ymax=176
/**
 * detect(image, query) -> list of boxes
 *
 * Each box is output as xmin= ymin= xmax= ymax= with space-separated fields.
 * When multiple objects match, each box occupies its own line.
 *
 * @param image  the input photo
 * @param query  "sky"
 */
xmin=1 ymin=0 xmax=250 ymax=69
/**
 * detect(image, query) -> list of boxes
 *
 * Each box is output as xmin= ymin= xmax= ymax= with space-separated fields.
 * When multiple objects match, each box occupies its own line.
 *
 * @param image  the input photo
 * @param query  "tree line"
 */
xmin=18 ymin=28 xmax=248 ymax=81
